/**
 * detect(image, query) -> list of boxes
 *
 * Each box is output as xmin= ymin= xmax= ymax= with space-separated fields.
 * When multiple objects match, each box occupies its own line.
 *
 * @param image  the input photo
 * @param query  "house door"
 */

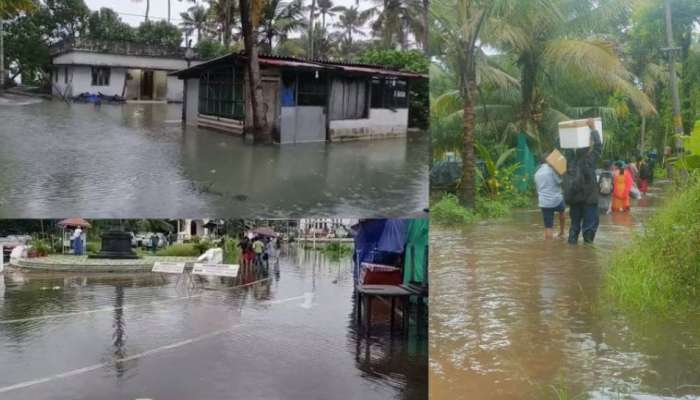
xmin=262 ymin=78 xmax=280 ymax=138
xmin=141 ymin=70 xmax=154 ymax=100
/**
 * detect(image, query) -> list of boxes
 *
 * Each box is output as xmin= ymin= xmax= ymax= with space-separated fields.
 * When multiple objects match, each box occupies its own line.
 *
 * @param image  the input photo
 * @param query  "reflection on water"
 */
xmin=430 ymin=183 xmax=700 ymax=399
xmin=0 ymin=102 xmax=428 ymax=217
xmin=0 ymin=247 xmax=426 ymax=400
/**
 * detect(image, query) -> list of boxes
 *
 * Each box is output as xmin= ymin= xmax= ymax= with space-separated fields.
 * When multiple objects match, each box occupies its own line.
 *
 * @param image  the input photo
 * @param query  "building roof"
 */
xmin=170 ymin=52 xmax=427 ymax=80
xmin=50 ymin=38 xmax=197 ymax=60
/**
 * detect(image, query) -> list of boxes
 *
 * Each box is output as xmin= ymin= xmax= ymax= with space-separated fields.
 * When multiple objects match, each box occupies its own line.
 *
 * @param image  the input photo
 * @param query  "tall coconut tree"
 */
xmin=371 ymin=0 xmax=424 ymax=50
xmin=316 ymin=0 xmax=336 ymax=30
xmin=180 ymin=4 xmax=211 ymax=41
xmin=208 ymin=0 xmax=239 ymax=47
xmin=332 ymin=5 xmax=374 ymax=52
xmin=239 ymin=0 xmax=269 ymax=142
xmin=258 ymin=0 xmax=306 ymax=54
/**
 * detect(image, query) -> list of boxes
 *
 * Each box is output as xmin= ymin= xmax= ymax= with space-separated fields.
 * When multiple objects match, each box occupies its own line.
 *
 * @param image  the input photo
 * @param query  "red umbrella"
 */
xmin=57 ymin=218 xmax=92 ymax=228
xmin=252 ymin=227 xmax=278 ymax=237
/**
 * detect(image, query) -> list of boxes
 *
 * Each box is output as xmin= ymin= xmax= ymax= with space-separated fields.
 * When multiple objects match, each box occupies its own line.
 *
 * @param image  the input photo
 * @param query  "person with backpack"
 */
xmin=597 ymin=160 xmax=614 ymax=214
xmin=563 ymin=119 xmax=603 ymax=244
xmin=534 ymin=159 xmax=566 ymax=239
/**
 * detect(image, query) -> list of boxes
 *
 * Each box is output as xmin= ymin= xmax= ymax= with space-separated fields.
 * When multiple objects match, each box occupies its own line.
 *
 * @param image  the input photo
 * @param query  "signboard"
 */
xmin=152 ymin=261 xmax=186 ymax=274
xmin=192 ymin=263 xmax=239 ymax=278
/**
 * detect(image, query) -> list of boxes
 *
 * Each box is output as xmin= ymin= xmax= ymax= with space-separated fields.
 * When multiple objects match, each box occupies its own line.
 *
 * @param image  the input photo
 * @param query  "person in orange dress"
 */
xmin=611 ymin=164 xmax=631 ymax=212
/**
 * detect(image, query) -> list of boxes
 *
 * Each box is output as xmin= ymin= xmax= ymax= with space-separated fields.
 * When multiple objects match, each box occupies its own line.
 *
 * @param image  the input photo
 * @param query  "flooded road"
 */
xmin=430 ymin=183 xmax=700 ymax=399
xmin=0 ymin=101 xmax=428 ymax=217
xmin=0 ymin=247 xmax=427 ymax=400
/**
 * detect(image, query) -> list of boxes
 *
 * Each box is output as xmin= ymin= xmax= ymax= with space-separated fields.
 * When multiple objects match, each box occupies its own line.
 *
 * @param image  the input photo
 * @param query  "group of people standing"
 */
xmin=535 ymin=119 xmax=655 ymax=244
xmin=238 ymin=233 xmax=280 ymax=267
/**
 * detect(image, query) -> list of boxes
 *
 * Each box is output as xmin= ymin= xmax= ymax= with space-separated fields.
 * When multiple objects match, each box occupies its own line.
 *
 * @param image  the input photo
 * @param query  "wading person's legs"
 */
xmin=582 ymin=204 xmax=599 ymax=243
xmin=568 ymin=204 xmax=583 ymax=244
xmin=541 ymin=207 xmax=556 ymax=239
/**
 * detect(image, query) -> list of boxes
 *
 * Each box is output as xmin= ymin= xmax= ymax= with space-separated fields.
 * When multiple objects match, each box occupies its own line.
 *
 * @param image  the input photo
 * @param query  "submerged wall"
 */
xmin=328 ymin=108 xmax=409 ymax=142
xmin=52 ymin=66 xmax=127 ymax=98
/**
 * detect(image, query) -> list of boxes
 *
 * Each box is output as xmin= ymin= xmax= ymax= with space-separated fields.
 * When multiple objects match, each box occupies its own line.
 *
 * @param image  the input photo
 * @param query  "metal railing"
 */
xmin=49 ymin=38 xmax=190 ymax=58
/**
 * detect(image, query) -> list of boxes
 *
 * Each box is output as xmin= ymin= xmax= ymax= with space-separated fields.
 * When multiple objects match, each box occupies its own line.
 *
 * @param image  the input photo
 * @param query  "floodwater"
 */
xmin=0 ymin=101 xmax=428 ymax=217
xmin=430 ymin=182 xmax=700 ymax=399
xmin=0 ymin=247 xmax=427 ymax=400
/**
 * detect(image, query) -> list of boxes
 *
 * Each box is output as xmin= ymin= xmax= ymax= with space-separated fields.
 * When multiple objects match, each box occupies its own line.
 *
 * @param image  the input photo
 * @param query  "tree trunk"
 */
xmin=422 ymin=0 xmax=429 ymax=55
xmin=168 ymin=0 xmax=171 ymax=22
xmin=145 ymin=0 xmax=150 ymax=22
xmin=459 ymin=79 xmax=477 ymax=208
xmin=640 ymin=114 xmax=646 ymax=154
xmin=308 ymin=0 xmax=317 ymax=58
xmin=240 ymin=0 xmax=269 ymax=143
xmin=223 ymin=0 xmax=232 ymax=48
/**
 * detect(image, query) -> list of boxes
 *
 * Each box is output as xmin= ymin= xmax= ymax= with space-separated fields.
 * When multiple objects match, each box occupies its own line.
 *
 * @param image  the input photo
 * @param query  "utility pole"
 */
xmin=662 ymin=0 xmax=684 ymax=151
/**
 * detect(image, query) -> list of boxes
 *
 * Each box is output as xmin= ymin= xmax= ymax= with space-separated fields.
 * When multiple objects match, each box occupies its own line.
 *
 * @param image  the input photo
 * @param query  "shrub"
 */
xmin=31 ymin=239 xmax=51 ymax=257
xmin=222 ymin=237 xmax=240 ymax=264
xmin=605 ymin=178 xmax=700 ymax=313
xmin=86 ymin=241 xmax=101 ymax=254
xmin=432 ymin=193 xmax=477 ymax=225
xmin=156 ymin=243 xmax=199 ymax=257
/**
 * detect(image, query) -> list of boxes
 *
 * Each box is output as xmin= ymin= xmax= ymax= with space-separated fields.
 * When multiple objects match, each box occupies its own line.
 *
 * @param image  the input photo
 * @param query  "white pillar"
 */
xmin=0 ymin=245 xmax=4 ymax=272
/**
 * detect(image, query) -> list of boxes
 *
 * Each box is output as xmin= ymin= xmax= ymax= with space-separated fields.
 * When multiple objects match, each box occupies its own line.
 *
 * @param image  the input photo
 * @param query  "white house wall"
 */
xmin=328 ymin=108 xmax=409 ymax=141
xmin=166 ymin=75 xmax=184 ymax=102
xmin=52 ymin=66 xmax=127 ymax=98
xmin=185 ymin=78 xmax=200 ymax=125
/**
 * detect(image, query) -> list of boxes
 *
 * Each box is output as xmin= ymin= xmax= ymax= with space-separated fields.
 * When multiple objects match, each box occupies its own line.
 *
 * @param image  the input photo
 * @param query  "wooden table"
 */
xmin=356 ymin=284 xmax=413 ymax=336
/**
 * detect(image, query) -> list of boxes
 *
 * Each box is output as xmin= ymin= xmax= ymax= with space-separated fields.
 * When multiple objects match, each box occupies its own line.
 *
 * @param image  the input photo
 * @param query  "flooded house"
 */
xmin=170 ymin=53 xmax=426 ymax=144
xmin=49 ymin=39 xmax=200 ymax=102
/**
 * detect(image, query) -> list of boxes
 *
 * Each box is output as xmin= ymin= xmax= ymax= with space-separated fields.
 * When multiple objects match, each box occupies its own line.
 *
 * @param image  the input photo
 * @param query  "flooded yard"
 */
xmin=430 ymin=183 xmax=700 ymax=399
xmin=0 ymin=101 xmax=428 ymax=217
xmin=0 ymin=247 xmax=427 ymax=400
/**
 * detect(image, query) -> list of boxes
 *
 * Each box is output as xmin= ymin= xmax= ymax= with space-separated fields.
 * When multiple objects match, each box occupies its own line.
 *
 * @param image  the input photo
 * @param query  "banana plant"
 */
xmin=474 ymin=142 xmax=519 ymax=196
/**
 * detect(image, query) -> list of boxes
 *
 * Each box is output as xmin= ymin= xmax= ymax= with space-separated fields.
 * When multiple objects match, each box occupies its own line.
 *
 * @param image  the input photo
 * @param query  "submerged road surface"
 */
xmin=430 ymin=183 xmax=700 ymax=399
xmin=0 ymin=247 xmax=427 ymax=400
xmin=0 ymin=101 xmax=428 ymax=217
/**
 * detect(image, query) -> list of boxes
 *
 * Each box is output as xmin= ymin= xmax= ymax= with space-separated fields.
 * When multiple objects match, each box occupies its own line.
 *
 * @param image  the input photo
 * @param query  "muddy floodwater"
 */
xmin=0 ymin=247 xmax=427 ymax=400
xmin=430 ymin=182 xmax=700 ymax=399
xmin=0 ymin=101 xmax=428 ymax=217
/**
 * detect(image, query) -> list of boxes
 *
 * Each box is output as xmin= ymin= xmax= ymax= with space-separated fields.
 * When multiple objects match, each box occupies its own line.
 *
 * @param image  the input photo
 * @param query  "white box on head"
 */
xmin=558 ymin=118 xmax=603 ymax=149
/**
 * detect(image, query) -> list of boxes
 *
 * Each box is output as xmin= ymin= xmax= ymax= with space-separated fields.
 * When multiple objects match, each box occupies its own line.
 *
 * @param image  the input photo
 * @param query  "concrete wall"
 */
xmin=184 ymin=77 xmax=200 ymax=125
xmin=167 ymin=75 xmax=184 ymax=102
xmin=328 ymin=108 xmax=409 ymax=142
xmin=52 ymin=66 xmax=127 ymax=97
xmin=280 ymin=106 xmax=326 ymax=144
xmin=53 ymin=51 xmax=193 ymax=71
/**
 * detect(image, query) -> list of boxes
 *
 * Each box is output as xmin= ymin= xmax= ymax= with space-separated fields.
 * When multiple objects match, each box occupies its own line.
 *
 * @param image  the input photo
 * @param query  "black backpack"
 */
xmin=563 ymin=161 xmax=587 ymax=204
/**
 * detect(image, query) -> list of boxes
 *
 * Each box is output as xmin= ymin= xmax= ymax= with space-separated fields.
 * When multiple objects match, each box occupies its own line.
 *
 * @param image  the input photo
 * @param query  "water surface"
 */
xmin=0 ymin=101 xmax=428 ymax=217
xmin=0 ymin=247 xmax=427 ymax=400
xmin=430 ymin=183 xmax=700 ymax=399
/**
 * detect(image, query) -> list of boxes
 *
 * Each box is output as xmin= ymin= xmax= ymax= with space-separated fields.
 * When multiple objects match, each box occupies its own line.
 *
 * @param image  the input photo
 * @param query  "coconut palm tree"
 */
xmin=180 ymin=4 xmax=211 ymax=41
xmin=332 ymin=5 xmax=374 ymax=51
xmin=239 ymin=0 xmax=269 ymax=142
xmin=316 ymin=0 xmax=336 ymax=30
xmin=371 ymin=0 xmax=425 ymax=50
xmin=208 ymin=0 xmax=239 ymax=47
xmin=258 ymin=0 xmax=306 ymax=54
xmin=432 ymin=0 xmax=656 ymax=206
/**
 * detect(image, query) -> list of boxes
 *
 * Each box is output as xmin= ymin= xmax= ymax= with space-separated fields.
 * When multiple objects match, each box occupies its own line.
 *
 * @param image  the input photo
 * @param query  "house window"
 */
xmin=329 ymin=77 xmax=368 ymax=120
xmin=198 ymin=66 xmax=244 ymax=120
xmin=297 ymin=71 xmax=326 ymax=106
xmin=91 ymin=67 xmax=110 ymax=86
xmin=370 ymin=78 xmax=408 ymax=109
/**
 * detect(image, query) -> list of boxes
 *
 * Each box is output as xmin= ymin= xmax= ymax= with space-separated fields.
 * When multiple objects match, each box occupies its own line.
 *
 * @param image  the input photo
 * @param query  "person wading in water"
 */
xmin=563 ymin=119 xmax=603 ymax=244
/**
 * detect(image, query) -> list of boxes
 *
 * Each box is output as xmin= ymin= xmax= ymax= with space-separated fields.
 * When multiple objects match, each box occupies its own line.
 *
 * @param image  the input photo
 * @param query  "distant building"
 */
xmin=176 ymin=219 xmax=219 ymax=241
xmin=49 ymin=39 xmax=201 ymax=102
xmin=299 ymin=219 xmax=357 ymax=237
xmin=171 ymin=53 xmax=426 ymax=143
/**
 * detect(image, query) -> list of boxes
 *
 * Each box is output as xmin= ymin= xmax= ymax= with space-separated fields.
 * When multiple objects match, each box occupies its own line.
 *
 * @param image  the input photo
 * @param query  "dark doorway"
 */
xmin=141 ymin=70 xmax=154 ymax=100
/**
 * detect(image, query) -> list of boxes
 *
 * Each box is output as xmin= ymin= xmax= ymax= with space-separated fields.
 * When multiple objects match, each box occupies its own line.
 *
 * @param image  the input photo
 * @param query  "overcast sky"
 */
xmin=84 ymin=0 xmax=371 ymax=28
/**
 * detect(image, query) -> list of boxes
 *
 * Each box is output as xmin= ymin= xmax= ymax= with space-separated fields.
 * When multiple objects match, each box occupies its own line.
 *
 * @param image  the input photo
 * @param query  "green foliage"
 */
xmin=431 ymin=193 xmax=477 ymax=225
xmin=359 ymin=49 xmax=429 ymax=129
xmin=192 ymin=239 xmax=213 ymax=255
xmin=605 ymin=178 xmax=700 ymax=313
xmin=319 ymin=242 xmax=352 ymax=259
xmin=30 ymin=239 xmax=52 ymax=257
xmin=85 ymin=8 xmax=134 ymax=42
xmin=222 ymin=237 xmax=240 ymax=264
xmin=135 ymin=20 xmax=182 ymax=48
xmin=156 ymin=243 xmax=200 ymax=257
xmin=195 ymin=38 xmax=229 ymax=59
xmin=86 ymin=241 xmax=100 ymax=254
